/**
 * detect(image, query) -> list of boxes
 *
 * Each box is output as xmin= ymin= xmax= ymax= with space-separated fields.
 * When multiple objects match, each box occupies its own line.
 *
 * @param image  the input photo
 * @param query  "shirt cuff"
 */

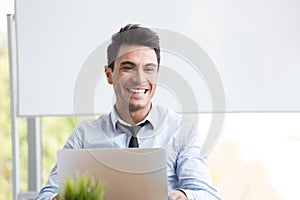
xmin=50 ymin=193 xmax=58 ymax=200
xmin=176 ymin=189 xmax=187 ymax=197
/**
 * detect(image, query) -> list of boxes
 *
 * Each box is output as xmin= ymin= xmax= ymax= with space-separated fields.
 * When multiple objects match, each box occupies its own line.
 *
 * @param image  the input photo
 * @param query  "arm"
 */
xmin=168 ymin=189 xmax=188 ymax=200
xmin=36 ymin=128 xmax=83 ymax=200
xmin=35 ymin=165 xmax=59 ymax=200
xmin=175 ymin=124 xmax=221 ymax=200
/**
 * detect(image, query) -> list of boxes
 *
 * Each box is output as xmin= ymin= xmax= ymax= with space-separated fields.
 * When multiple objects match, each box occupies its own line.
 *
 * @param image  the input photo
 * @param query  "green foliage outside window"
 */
xmin=0 ymin=40 xmax=75 ymax=199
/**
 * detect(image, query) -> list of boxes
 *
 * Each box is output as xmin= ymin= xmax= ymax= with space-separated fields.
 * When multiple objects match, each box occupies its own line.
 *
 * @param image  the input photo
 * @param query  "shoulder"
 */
xmin=75 ymin=112 xmax=111 ymax=132
xmin=153 ymin=105 xmax=197 ymax=130
xmin=152 ymin=105 xmax=182 ymax=120
xmin=64 ymin=113 xmax=112 ymax=148
xmin=153 ymin=105 xmax=197 ymax=122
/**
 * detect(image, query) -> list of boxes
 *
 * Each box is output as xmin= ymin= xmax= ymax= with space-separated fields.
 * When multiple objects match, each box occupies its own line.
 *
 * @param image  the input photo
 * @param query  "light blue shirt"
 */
xmin=37 ymin=105 xmax=221 ymax=200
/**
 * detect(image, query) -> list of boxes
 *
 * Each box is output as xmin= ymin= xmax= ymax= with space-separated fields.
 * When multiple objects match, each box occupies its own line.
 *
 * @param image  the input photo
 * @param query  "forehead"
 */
xmin=116 ymin=44 xmax=157 ymax=63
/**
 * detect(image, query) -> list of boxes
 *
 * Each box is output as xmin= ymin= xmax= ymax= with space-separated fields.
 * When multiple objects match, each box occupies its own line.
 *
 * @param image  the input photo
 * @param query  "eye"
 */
xmin=144 ymin=66 xmax=155 ymax=73
xmin=122 ymin=65 xmax=134 ymax=71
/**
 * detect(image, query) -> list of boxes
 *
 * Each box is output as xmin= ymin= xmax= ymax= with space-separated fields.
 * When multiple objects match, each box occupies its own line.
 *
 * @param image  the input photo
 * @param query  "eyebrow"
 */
xmin=120 ymin=61 xmax=157 ymax=68
xmin=120 ymin=61 xmax=135 ymax=66
xmin=144 ymin=63 xmax=158 ymax=68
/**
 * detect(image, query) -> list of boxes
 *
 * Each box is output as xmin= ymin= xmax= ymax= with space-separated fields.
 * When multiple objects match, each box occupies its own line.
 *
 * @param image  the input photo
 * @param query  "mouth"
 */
xmin=127 ymin=88 xmax=149 ymax=94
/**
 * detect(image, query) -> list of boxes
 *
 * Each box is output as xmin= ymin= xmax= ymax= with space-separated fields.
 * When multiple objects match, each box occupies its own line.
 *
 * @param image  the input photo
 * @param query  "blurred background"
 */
xmin=1 ymin=1 xmax=300 ymax=199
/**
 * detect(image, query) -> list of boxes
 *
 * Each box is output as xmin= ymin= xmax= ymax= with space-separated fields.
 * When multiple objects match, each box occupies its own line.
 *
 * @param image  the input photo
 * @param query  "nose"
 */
xmin=133 ymin=67 xmax=146 ymax=84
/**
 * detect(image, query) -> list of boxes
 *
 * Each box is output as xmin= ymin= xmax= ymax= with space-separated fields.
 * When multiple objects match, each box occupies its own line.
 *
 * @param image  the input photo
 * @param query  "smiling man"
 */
xmin=36 ymin=24 xmax=221 ymax=200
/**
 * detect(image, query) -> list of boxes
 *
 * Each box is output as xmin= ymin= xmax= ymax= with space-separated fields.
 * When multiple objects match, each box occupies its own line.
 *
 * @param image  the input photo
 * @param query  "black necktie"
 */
xmin=117 ymin=121 xmax=148 ymax=148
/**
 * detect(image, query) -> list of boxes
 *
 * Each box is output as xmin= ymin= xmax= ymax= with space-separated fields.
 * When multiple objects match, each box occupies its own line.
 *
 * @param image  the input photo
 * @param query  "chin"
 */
xmin=128 ymin=102 xmax=150 ymax=112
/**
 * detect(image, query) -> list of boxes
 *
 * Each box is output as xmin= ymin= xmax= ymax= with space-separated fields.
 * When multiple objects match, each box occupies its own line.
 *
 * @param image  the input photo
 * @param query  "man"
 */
xmin=37 ymin=24 xmax=221 ymax=200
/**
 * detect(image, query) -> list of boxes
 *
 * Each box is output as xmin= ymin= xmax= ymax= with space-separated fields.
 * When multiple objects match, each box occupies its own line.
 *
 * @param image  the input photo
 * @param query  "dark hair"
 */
xmin=107 ymin=24 xmax=160 ymax=71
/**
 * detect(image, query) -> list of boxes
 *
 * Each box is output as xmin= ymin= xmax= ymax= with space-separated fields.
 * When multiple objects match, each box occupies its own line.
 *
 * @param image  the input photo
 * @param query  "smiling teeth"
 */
xmin=128 ymin=89 xmax=146 ymax=93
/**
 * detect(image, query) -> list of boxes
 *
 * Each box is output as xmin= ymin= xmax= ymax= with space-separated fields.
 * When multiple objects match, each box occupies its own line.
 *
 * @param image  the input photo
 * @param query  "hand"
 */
xmin=52 ymin=196 xmax=58 ymax=200
xmin=168 ymin=190 xmax=188 ymax=200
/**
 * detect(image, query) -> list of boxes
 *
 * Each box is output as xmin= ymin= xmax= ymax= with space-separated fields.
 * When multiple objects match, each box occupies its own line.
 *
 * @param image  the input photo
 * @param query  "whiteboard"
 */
xmin=15 ymin=0 xmax=300 ymax=116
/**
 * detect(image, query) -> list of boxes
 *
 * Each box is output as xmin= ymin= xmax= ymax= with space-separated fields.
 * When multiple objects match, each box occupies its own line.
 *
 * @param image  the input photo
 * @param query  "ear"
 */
xmin=105 ymin=65 xmax=113 ymax=84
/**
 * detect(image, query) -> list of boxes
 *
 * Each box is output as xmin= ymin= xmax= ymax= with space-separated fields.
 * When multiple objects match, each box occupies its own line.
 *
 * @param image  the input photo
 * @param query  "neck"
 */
xmin=115 ymin=104 xmax=151 ymax=126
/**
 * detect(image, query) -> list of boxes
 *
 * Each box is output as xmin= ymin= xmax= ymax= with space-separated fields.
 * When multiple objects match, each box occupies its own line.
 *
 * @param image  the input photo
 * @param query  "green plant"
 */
xmin=58 ymin=172 xmax=105 ymax=200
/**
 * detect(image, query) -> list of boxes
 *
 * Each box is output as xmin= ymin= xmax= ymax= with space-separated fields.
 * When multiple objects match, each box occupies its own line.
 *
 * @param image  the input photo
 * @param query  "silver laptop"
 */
xmin=57 ymin=148 xmax=168 ymax=200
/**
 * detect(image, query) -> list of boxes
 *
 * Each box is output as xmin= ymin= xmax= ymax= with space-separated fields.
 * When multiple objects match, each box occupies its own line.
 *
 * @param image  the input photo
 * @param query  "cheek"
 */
xmin=112 ymin=72 xmax=122 ymax=84
xmin=113 ymin=73 xmax=129 ymax=89
xmin=149 ymin=74 xmax=158 ymax=84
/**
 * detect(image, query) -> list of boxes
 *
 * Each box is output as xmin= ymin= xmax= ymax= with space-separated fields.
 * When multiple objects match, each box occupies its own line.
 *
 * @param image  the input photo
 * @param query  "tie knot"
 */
xmin=117 ymin=121 xmax=148 ymax=137
xmin=116 ymin=121 xmax=148 ymax=148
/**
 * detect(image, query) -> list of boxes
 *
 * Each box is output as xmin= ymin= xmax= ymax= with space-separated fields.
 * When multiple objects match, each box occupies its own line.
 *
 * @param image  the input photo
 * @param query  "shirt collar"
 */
xmin=111 ymin=105 xmax=156 ymax=130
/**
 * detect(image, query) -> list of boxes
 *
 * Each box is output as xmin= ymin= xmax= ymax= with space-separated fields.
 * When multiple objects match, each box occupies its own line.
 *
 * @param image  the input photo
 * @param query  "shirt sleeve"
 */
xmin=36 ymin=127 xmax=83 ymax=200
xmin=175 ymin=122 xmax=221 ymax=200
xmin=35 ymin=165 xmax=59 ymax=200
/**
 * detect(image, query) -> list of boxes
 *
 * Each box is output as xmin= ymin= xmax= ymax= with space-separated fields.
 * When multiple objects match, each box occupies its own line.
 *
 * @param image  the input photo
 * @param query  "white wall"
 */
xmin=15 ymin=0 xmax=300 ymax=116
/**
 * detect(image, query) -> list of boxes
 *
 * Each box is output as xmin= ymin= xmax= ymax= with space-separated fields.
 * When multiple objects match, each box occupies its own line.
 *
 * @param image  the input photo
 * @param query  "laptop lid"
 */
xmin=57 ymin=148 xmax=168 ymax=200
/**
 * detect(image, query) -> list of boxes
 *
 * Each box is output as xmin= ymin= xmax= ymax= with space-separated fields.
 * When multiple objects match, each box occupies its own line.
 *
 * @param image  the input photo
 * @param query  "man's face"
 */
xmin=105 ymin=44 xmax=158 ymax=112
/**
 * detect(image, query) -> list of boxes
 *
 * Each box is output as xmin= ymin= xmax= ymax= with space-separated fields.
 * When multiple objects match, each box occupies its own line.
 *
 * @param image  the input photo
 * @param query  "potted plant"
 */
xmin=58 ymin=172 xmax=105 ymax=200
